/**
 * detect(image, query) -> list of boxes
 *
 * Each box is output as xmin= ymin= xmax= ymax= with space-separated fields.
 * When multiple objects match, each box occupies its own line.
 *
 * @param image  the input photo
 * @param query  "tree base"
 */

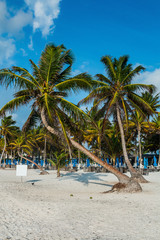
xmin=103 ymin=179 xmax=142 ymax=193
xmin=131 ymin=172 xmax=148 ymax=183
xmin=40 ymin=170 xmax=49 ymax=175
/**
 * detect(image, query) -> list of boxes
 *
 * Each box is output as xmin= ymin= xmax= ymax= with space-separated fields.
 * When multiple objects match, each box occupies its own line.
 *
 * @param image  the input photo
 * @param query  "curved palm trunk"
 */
xmin=116 ymin=103 xmax=147 ymax=183
xmin=0 ymin=135 xmax=7 ymax=168
xmin=41 ymin=109 xmax=129 ymax=184
xmin=18 ymin=152 xmax=42 ymax=171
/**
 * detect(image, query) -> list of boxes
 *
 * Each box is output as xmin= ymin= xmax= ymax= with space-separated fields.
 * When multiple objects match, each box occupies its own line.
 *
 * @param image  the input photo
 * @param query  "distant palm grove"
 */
xmin=0 ymin=43 xmax=159 ymax=192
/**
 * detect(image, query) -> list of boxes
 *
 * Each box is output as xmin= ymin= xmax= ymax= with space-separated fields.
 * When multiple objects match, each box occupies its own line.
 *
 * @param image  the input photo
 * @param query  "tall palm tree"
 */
xmin=0 ymin=45 xmax=141 ymax=192
xmin=79 ymin=55 xmax=155 ymax=182
xmin=127 ymin=110 xmax=151 ymax=165
xmin=0 ymin=115 xmax=19 ymax=167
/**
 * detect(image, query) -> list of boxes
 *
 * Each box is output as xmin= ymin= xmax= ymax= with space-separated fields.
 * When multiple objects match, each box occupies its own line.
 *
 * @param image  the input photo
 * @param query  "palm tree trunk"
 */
xmin=20 ymin=150 xmax=23 ymax=163
xmin=116 ymin=103 xmax=147 ymax=183
xmin=57 ymin=165 xmax=60 ymax=177
xmin=137 ymin=125 xmax=142 ymax=165
xmin=41 ymin=108 xmax=129 ymax=184
xmin=43 ymin=136 xmax=47 ymax=167
xmin=41 ymin=108 xmax=144 ymax=191
xmin=18 ymin=152 xmax=42 ymax=171
xmin=78 ymin=149 xmax=81 ymax=163
xmin=159 ymin=134 xmax=160 ymax=165
xmin=68 ymin=145 xmax=73 ymax=169
xmin=0 ymin=135 xmax=7 ymax=168
xmin=41 ymin=109 xmax=144 ymax=191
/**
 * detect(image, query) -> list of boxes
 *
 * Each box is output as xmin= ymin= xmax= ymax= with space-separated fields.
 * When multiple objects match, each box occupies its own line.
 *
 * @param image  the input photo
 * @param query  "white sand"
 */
xmin=0 ymin=169 xmax=160 ymax=240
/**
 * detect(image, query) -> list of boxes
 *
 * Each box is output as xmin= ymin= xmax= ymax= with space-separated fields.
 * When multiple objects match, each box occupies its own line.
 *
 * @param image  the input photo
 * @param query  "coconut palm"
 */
xmin=79 ymin=55 xmax=155 ymax=182
xmin=48 ymin=151 xmax=68 ymax=177
xmin=0 ymin=115 xmax=19 ymax=167
xmin=141 ymin=91 xmax=160 ymax=119
xmin=126 ymin=111 xmax=151 ymax=165
xmin=10 ymin=134 xmax=43 ymax=171
xmin=145 ymin=113 xmax=160 ymax=163
xmin=0 ymin=45 xmax=142 ymax=192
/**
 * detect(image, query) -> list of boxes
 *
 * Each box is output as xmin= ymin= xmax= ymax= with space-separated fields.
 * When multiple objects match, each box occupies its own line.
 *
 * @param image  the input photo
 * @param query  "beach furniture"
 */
xmin=86 ymin=159 xmax=90 ymax=167
xmin=8 ymin=159 xmax=11 ymax=168
xmin=40 ymin=159 xmax=44 ymax=167
xmin=153 ymin=156 xmax=158 ymax=167
xmin=144 ymin=157 xmax=148 ymax=169
xmin=137 ymin=156 xmax=139 ymax=167
xmin=116 ymin=157 xmax=119 ymax=168
xmin=22 ymin=158 xmax=25 ymax=164
xmin=120 ymin=156 xmax=123 ymax=167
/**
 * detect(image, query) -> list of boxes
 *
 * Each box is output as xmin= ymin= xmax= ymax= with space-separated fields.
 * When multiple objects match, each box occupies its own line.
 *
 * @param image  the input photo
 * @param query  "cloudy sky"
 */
xmin=0 ymin=0 xmax=160 ymax=126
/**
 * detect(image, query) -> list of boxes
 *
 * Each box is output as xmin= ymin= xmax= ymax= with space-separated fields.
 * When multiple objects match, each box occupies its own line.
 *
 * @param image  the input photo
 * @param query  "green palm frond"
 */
xmin=59 ymin=98 xmax=89 ymax=121
xmin=124 ymin=83 xmax=155 ymax=92
xmin=22 ymin=109 xmax=40 ymax=132
xmin=0 ymin=96 xmax=32 ymax=116
xmin=128 ymin=92 xmax=155 ymax=115
xmin=55 ymin=73 xmax=93 ymax=93
xmin=101 ymin=56 xmax=117 ymax=79
xmin=0 ymin=69 xmax=38 ymax=89
xmin=121 ymin=65 xmax=145 ymax=84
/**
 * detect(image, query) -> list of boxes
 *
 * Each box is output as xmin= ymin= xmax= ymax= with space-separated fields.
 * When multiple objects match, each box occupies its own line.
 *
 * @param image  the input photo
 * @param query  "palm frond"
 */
xmin=0 ymin=96 xmax=32 ymax=116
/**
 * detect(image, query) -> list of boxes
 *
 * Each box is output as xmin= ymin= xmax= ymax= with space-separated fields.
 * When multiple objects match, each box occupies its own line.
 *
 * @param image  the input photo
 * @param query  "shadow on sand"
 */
xmin=59 ymin=172 xmax=113 ymax=187
xmin=26 ymin=179 xmax=42 ymax=183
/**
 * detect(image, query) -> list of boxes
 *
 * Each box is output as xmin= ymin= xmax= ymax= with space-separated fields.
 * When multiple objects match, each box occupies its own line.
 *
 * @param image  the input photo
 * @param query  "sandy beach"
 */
xmin=0 ymin=169 xmax=160 ymax=240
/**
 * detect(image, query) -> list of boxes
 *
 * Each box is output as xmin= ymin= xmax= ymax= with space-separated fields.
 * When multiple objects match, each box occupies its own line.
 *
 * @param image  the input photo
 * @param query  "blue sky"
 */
xmin=0 ymin=0 xmax=160 ymax=127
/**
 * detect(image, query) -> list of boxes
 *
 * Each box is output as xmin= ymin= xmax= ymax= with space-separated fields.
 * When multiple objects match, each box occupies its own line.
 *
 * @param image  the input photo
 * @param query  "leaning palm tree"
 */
xmin=79 ymin=55 xmax=155 ymax=183
xmin=0 ymin=45 xmax=141 ymax=192
xmin=10 ymin=134 xmax=45 ymax=172
xmin=0 ymin=115 xmax=19 ymax=167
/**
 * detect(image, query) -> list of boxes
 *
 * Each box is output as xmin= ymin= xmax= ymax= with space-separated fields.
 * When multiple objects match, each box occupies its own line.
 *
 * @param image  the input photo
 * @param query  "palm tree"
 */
xmin=49 ymin=151 xmax=68 ymax=177
xmin=10 ymin=134 xmax=43 ymax=171
xmin=146 ymin=113 xmax=160 ymax=164
xmin=0 ymin=45 xmax=142 ymax=192
xmin=79 ymin=55 xmax=155 ymax=183
xmin=84 ymin=113 xmax=110 ymax=158
xmin=141 ymin=91 xmax=160 ymax=119
xmin=0 ymin=115 xmax=19 ymax=167
xmin=127 ymin=110 xmax=151 ymax=165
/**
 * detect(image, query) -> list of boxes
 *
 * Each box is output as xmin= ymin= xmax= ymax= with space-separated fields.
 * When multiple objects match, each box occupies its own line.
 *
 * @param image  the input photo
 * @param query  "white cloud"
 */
xmin=25 ymin=0 xmax=61 ymax=36
xmin=72 ymin=61 xmax=90 ymax=76
xmin=0 ymin=1 xmax=32 ymax=36
xmin=134 ymin=68 xmax=160 ymax=94
xmin=28 ymin=36 xmax=34 ymax=50
xmin=20 ymin=48 xmax=28 ymax=56
xmin=0 ymin=37 xmax=16 ymax=65
xmin=7 ymin=10 xmax=33 ymax=35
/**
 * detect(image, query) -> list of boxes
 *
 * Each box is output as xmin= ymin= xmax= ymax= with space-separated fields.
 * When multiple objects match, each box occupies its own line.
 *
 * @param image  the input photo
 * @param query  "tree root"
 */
xmin=103 ymin=179 xmax=142 ymax=193
xmin=131 ymin=172 xmax=148 ymax=183
xmin=40 ymin=170 xmax=49 ymax=175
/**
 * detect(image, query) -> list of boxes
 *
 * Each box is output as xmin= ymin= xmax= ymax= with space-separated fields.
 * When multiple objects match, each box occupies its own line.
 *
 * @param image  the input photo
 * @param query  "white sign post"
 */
xmin=16 ymin=165 xmax=27 ymax=182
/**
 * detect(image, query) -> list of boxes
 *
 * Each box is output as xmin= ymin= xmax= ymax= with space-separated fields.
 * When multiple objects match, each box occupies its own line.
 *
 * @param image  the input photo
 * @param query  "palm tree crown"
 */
xmin=0 ymin=44 xmax=93 ymax=147
xmin=79 ymin=55 xmax=155 ymax=180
